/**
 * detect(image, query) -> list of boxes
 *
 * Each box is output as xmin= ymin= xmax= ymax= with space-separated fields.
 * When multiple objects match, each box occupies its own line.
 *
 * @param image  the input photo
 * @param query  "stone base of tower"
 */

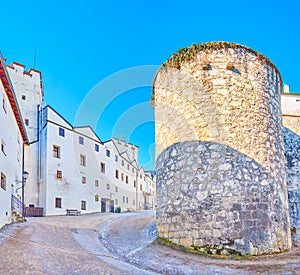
xmin=156 ymin=141 xmax=292 ymax=255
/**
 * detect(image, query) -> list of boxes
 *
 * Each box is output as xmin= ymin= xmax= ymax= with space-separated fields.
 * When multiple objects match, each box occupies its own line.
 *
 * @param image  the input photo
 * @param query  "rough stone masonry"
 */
xmin=152 ymin=42 xmax=292 ymax=255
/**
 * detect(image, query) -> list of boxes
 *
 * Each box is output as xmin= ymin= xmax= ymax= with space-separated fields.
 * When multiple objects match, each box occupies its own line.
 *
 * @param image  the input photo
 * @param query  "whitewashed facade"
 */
xmin=0 ymin=56 xmax=27 ymax=228
xmin=0 ymin=56 xmax=155 ymax=223
xmin=144 ymin=171 xmax=156 ymax=209
xmin=6 ymin=62 xmax=43 ymax=207
xmin=282 ymin=85 xmax=300 ymax=115
xmin=39 ymin=106 xmax=154 ymax=215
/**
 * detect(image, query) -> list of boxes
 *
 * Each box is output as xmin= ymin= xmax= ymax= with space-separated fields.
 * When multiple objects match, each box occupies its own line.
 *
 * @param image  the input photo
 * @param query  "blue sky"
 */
xmin=1 ymin=1 xmax=299 ymax=170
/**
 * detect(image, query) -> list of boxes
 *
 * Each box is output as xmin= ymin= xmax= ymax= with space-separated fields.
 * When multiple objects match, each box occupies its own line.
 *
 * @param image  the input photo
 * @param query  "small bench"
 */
xmin=66 ymin=209 xmax=81 ymax=216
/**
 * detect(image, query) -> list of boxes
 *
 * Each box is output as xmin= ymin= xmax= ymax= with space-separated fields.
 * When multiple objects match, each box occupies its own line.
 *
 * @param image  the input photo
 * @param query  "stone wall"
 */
xmin=153 ymin=42 xmax=292 ymax=255
xmin=283 ymin=127 xmax=300 ymax=245
xmin=156 ymin=141 xmax=291 ymax=255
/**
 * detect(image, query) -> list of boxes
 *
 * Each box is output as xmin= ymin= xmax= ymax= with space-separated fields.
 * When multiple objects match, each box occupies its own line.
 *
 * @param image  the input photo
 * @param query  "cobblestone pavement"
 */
xmin=0 ymin=213 xmax=153 ymax=274
xmin=0 ymin=211 xmax=299 ymax=274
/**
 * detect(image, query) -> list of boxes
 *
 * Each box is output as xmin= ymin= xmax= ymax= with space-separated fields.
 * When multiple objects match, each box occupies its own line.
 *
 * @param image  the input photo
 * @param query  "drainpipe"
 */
xmin=22 ymin=142 xmax=25 ymax=214
xmin=136 ymin=170 xmax=139 ymax=210
xmin=37 ymin=104 xmax=41 ymax=205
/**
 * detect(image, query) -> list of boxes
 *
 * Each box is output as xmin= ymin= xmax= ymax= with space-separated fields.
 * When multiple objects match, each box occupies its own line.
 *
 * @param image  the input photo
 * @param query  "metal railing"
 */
xmin=11 ymin=195 xmax=25 ymax=217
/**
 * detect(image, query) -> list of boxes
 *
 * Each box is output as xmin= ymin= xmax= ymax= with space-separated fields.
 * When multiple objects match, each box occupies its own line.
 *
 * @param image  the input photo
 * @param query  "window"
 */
xmin=82 ymin=176 xmax=86 ymax=184
xmin=95 ymin=195 xmax=99 ymax=202
xmin=123 ymin=196 xmax=125 ymax=203
xmin=55 ymin=198 xmax=62 ymax=208
xmin=126 ymin=197 xmax=128 ymax=204
xmin=115 ymin=170 xmax=119 ymax=179
xmin=126 ymin=176 xmax=128 ymax=184
xmin=115 ymin=155 xmax=118 ymax=162
xmin=95 ymin=180 xmax=99 ymax=187
xmin=106 ymin=183 xmax=110 ymax=190
xmin=95 ymin=144 xmax=99 ymax=152
xmin=115 ymin=186 xmax=118 ymax=193
xmin=22 ymin=95 xmax=26 ymax=100
xmin=140 ymin=184 xmax=143 ymax=191
xmin=115 ymin=199 xmax=118 ymax=205
xmin=59 ymin=127 xmax=65 ymax=137
xmin=1 ymin=173 xmax=6 ymax=190
xmin=140 ymin=174 xmax=142 ymax=179
xmin=100 ymin=162 xmax=105 ymax=173
xmin=80 ymin=154 xmax=86 ymax=166
xmin=132 ymin=168 xmax=135 ymax=173
xmin=127 ymin=164 xmax=130 ymax=170
xmin=56 ymin=170 xmax=62 ymax=179
xmin=121 ymin=173 xmax=124 ymax=182
xmin=1 ymin=139 xmax=6 ymax=156
xmin=2 ymin=96 xmax=6 ymax=113
xmin=133 ymin=199 xmax=135 ymax=206
xmin=81 ymin=200 xmax=86 ymax=210
xmin=53 ymin=145 xmax=60 ymax=158
xmin=25 ymin=119 xmax=29 ymax=126
xmin=134 ymin=180 xmax=136 ymax=188
xmin=106 ymin=150 xmax=110 ymax=157
xmin=79 ymin=136 xmax=84 ymax=145
xmin=121 ymin=160 xmax=124 ymax=166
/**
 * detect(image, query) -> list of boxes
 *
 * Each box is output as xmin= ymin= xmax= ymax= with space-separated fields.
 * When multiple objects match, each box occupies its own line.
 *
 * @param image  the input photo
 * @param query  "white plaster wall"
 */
xmin=6 ymin=64 xmax=42 ymax=142
xmin=100 ymin=140 xmax=138 ymax=211
xmin=137 ymin=169 xmax=147 ymax=209
xmin=281 ymin=94 xmax=300 ymax=136
xmin=0 ymin=81 xmax=23 ymax=228
xmin=145 ymin=173 xmax=156 ymax=209
xmin=111 ymin=138 xmax=139 ymax=164
xmin=281 ymin=94 xmax=300 ymax=115
xmin=43 ymin=109 xmax=97 ymax=215
xmin=7 ymin=64 xmax=43 ymax=208
xmin=41 ymin=107 xmax=142 ymax=215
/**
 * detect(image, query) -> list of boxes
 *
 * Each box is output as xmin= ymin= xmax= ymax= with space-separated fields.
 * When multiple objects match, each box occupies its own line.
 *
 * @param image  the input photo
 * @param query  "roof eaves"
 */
xmin=0 ymin=52 xmax=28 ymax=143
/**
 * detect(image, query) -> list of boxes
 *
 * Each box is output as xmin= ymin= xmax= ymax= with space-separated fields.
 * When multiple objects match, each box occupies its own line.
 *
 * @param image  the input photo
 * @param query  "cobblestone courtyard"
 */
xmin=0 ymin=211 xmax=299 ymax=274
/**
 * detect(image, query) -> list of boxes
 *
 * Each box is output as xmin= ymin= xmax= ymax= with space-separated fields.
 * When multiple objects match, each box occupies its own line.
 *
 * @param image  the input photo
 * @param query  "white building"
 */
xmin=6 ymin=61 xmax=43 ymax=208
xmin=38 ymin=106 xmax=150 ymax=215
xmin=0 ymin=55 xmax=156 ymax=224
xmin=281 ymin=84 xmax=300 ymax=114
xmin=0 ymin=55 xmax=27 ymax=228
xmin=281 ymin=84 xmax=300 ymax=136
xmin=144 ymin=171 xmax=156 ymax=210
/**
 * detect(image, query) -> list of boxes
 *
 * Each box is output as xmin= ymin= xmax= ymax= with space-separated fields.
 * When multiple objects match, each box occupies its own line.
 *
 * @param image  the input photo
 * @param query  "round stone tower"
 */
xmin=152 ymin=42 xmax=292 ymax=255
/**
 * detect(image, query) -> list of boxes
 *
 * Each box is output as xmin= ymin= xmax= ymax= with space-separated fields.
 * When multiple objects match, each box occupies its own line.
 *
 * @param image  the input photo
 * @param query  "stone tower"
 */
xmin=6 ymin=62 xmax=43 ymax=207
xmin=152 ymin=42 xmax=292 ymax=255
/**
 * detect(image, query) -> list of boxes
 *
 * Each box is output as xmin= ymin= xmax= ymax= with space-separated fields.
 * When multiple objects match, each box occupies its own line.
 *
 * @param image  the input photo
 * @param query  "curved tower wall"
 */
xmin=153 ymin=42 xmax=291 ymax=255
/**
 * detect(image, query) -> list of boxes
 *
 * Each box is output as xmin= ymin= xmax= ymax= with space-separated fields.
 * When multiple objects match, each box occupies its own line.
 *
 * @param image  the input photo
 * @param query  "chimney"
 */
xmin=284 ymin=84 xmax=290 ymax=94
